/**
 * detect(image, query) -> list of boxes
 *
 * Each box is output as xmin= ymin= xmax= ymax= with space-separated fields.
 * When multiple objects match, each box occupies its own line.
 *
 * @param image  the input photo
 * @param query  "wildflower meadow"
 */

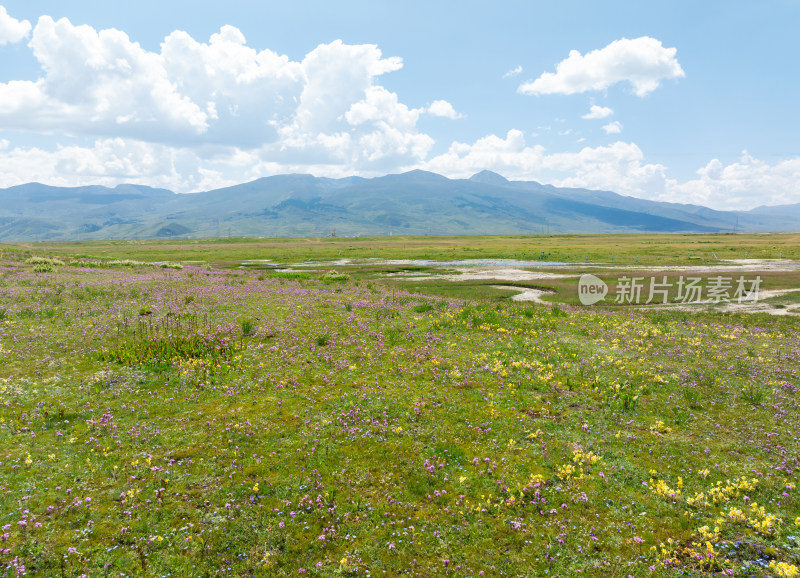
xmin=0 ymin=247 xmax=798 ymax=576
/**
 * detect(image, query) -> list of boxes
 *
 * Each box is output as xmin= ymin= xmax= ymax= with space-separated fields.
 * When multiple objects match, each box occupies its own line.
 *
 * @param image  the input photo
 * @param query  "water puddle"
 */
xmin=287 ymin=258 xmax=580 ymax=268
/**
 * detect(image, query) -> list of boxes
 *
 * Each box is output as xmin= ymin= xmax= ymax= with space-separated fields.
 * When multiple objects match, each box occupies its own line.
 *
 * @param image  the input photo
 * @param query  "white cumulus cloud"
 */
xmin=582 ymin=105 xmax=613 ymax=119
xmin=2 ymin=133 xmax=799 ymax=210
xmin=0 ymin=138 xmax=224 ymax=192
xmin=0 ymin=5 xmax=30 ymax=45
xmin=425 ymin=130 xmax=667 ymax=198
xmin=503 ymin=65 xmax=522 ymax=78
xmin=602 ymin=121 xmax=623 ymax=134
xmin=518 ymin=36 xmax=684 ymax=97
xmin=426 ymin=100 xmax=462 ymax=119
xmin=424 ymin=129 xmax=800 ymax=209
xmin=665 ymin=152 xmax=800 ymax=209
xmin=0 ymin=16 xmax=434 ymax=171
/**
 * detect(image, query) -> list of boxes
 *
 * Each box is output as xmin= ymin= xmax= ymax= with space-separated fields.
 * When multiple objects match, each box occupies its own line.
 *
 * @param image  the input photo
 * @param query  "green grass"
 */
xmin=0 ymin=243 xmax=798 ymax=576
xmin=762 ymin=290 xmax=800 ymax=307
xmin=400 ymin=280 xmax=520 ymax=302
xmin=256 ymin=270 xmax=313 ymax=280
xmin=4 ymin=231 xmax=800 ymax=265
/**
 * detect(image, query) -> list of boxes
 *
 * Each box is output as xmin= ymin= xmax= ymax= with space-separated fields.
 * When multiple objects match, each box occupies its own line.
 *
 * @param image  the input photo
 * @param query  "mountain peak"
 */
xmin=401 ymin=169 xmax=449 ymax=180
xmin=373 ymin=170 xmax=450 ymax=184
xmin=469 ymin=170 xmax=509 ymax=185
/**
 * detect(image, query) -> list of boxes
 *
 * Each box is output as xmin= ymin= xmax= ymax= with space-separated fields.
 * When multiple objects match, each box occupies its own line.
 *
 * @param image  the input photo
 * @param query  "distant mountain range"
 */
xmin=0 ymin=170 xmax=797 ymax=241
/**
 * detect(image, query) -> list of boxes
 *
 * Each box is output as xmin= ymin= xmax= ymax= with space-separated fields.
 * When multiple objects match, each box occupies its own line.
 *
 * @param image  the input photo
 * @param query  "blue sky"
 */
xmin=1 ymin=1 xmax=798 ymax=209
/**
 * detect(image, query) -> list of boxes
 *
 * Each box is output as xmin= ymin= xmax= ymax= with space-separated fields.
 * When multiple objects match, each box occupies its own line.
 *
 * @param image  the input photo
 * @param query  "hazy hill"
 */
xmin=0 ymin=170 xmax=797 ymax=240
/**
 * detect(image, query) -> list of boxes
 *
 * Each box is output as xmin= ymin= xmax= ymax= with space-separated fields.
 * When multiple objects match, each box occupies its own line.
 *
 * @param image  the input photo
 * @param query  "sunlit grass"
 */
xmin=0 ymin=246 xmax=798 ymax=575
xmin=4 ymin=231 xmax=800 ymax=265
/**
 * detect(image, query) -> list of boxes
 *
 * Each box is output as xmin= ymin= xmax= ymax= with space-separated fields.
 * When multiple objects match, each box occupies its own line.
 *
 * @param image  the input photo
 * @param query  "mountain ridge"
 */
xmin=0 ymin=170 xmax=796 ymax=241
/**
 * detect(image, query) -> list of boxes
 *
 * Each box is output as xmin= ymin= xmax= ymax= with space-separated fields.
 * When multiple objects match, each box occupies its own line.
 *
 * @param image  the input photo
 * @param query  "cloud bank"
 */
xmin=1 ymin=132 xmax=798 ymax=210
xmin=0 ymin=14 xmax=449 ymax=173
xmin=424 ymin=130 xmax=800 ymax=210
xmin=519 ymin=37 xmax=685 ymax=97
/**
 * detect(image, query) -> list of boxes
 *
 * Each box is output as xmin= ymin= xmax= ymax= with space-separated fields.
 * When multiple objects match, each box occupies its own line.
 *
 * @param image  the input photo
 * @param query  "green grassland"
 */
xmin=3 ymin=232 xmax=800 ymax=265
xmin=0 ymin=239 xmax=799 ymax=576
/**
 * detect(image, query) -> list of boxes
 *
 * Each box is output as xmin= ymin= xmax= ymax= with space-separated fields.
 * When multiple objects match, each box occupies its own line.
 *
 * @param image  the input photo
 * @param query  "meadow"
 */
xmin=0 ymin=236 xmax=799 ymax=576
xmin=5 ymin=232 xmax=800 ymax=265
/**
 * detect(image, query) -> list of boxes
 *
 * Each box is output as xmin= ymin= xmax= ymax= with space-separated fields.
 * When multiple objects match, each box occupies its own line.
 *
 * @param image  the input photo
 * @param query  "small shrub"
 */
xmin=315 ymin=334 xmax=330 ymax=346
xmin=413 ymin=303 xmax=433 ymax=313
xmin=619 ymin=390 xmax=639 ymax=412
xmin=26 ymin=256 xmax=64 ymax=266
xmin=109 ymin=259 xmax=153 ymax=267
xmin=241 ymin=319 xmax=254 ymax=336
xmin=269 ymin=271 xmax=312 ymax=280
xmin=385 ymin=327 xmax=402 ymax=347
xmin=682 ymin=387 xmax=703 ymax=409
xmin=33 ymin=263 xmax=55 ymax=273
xmin=160 ymin=262 xmax=184 ymax=270
xmin=100 ymin=335 xmax=235 ymax=367
xmin=321 ymin=269 xmax=350 ymax=282
xmin=688 ymin=368 xmax=717 ymax=388
xmin=740 ymin=383 xmax=766 ymax=406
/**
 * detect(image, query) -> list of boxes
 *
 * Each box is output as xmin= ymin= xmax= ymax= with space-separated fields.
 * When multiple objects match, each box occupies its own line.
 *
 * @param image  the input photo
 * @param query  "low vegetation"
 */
xmin=0 ymin=244 xmax=798 ymax=576
xmin=3 ymin=232 xmax=800 ymax=265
